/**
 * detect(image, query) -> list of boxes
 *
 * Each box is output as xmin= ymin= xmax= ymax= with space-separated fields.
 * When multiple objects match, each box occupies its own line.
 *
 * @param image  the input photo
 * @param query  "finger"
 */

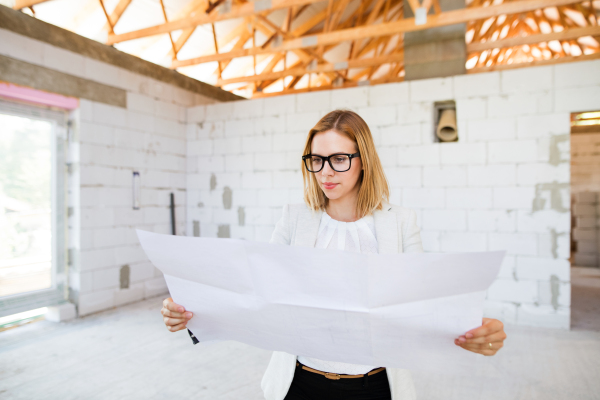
xmin=464 ymin=347 xmax=497 ymax=356
xmin=465 ymin=318 xmax=503 ymax=339
xmin=161 ymin=309 xmax=193 ymax=319
xmin=459 ymin=341 xmax=504 ymax=351
xmin=462 ymin=330 xmax=507 ymax=345
xmin=165 ymin=300 xmax=186 ymax=313
xmin=161 ymin=308 xmax=183 ymax=318
xmin=454 ymin=340 xmax=500 ymax=356
xmin=167 ymin=322 xmax=188 ymax=332
xmin=455 ymin=339 xmax=504 ymax=352
xmin=162 ymin=297 xmax=173 ymax=308
xmin=164 ymin=317 xmax=188 ymax=326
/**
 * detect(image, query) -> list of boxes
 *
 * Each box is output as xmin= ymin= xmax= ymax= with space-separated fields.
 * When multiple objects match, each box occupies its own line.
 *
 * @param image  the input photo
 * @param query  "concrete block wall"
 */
xmin=186 ymin=59 xmax=600 ymax=329
xmin=571 ymin=132 xmax=600 ymax=194
xmin=0 ymin=28 xmax=218 ymax=316
xmin=73 ymin=96 xmax=189 ymax=316
xmin=571 ymin=192 xmax=600 ymax=267
xmin=570 ymin=125 xmax=600 ymax=268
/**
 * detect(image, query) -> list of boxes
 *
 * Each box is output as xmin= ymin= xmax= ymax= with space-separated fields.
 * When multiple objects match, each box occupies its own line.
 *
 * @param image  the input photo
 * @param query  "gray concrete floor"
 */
xmin=1 ymin=290 xmax=599 ymax=400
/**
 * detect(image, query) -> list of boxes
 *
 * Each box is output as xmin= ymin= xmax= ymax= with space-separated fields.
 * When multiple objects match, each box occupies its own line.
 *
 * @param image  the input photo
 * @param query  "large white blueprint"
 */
xmin=137 ymin=229 xmax=505 ymax=372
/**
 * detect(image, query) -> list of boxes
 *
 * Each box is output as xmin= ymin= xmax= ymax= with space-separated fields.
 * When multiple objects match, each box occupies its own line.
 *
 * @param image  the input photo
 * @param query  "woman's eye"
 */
xmin=333 ymin=157 xmax=346 ymax=163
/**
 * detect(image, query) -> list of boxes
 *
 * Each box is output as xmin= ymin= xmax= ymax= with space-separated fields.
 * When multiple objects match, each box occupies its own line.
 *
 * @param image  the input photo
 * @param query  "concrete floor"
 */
xmin=1 ymin=285 xmax=599 ymax=400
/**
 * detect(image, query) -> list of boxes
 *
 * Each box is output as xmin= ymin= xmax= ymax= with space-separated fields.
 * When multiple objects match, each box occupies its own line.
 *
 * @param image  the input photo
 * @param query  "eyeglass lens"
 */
xmin=308 ymin=155 xmax=351 ymax=172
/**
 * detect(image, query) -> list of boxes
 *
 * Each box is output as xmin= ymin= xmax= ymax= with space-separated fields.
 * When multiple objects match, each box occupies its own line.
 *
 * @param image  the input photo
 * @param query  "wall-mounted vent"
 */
xmin=433 ymin=100 xmax=458 ymax=142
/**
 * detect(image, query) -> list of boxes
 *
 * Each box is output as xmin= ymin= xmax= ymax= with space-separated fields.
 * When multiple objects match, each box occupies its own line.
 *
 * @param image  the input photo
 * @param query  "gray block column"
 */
xmin=403 ymin=0 xmax=466 ymax=81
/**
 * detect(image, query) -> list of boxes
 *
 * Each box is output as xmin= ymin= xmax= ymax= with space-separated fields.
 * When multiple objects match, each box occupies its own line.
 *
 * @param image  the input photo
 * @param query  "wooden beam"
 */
xmin=256 ymin=8 xmax=305 ymax=91
xmin=216 ymin=28 xmax=253 ymax=75
xmin=98 ymin=0 xmax=114 ymax=34
xmin=106 ymin=0 xmax=326 ymax=45
xmin=347 ymin=0 xmax=402 ymax=78
xmin=467 ymin=25 xmax=600 ymax=52
xmin=212 ymin=23 xmax=221 ymax=77
xmin=101 ymin=0 xmax=132 ymax=32
xmin=13 ymin=0 xmax=50 ymax=8
xmin=351 ymin=0 xmax=400 ymax=62
xmin=251 ymin=76 xmax=404 ymax=98
xmin=173 ymin=0 xmax=582 ymax=67
xmin=255 ymin=53 xmax=285 ymax=90
xmin=217 ymin=52 xmax=404 ymax=86
xmin=468 ymin=51 xmax=600 ymax=73
xmin=288 ymin=8 xmax=327 ymax=38
xmin=159 ymin=0 xmax=178 ymax=58
xmin=175 ymin=5 xmax=329 ymax=71
xmin=139 ymin=0 xmax=208 ymax=58
xmin=251 ymin=12 xmax=346 ymax=82
xmin=317 ymin=0 xmax=335 ymax=56
xmin=350 ymin=0 xmax=378 ymax=59
xmin=405 ymin=0 xmax=421 ymax=15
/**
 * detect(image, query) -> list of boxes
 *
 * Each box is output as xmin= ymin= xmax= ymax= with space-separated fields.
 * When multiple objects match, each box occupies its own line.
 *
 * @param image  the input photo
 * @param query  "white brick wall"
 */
xmin=75 ymin=94 xmax=188 ymax=316
xmin=186 ymin=59 xmax=600 ymax=329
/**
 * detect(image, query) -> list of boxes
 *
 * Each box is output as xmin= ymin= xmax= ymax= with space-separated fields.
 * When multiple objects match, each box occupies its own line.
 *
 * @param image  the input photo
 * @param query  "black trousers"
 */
xmin=284 ymin=362 xmax=392 ymax=400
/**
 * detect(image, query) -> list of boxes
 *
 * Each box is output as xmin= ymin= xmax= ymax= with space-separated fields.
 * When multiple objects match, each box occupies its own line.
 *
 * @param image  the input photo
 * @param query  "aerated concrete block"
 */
xmin=575 ymin=241 xmax=598 ymax=254
xmin=575 ymin=216 xmax=597 ymax=229
xmin=573 ymin=204 xmax=596 ymax=217
xmin=573 ymin=253 xmax=598 ymax=267
xmin=573 ymin=227 xmax=598 ymax=241
xmin=574 ymin=192 xmax=598 ymax=204
xmin=45 ymin=302 xmax=77 ymax=322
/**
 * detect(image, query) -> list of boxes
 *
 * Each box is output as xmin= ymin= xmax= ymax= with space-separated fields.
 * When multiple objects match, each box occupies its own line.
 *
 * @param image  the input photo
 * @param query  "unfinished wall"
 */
xmin=571 ymin=132 xmax=600 ymax=193
xmin=571 ymin=132 xmax=600 ymax=267
xmin=187 ymin=59 xmax=600 ymax=329
xmin=0 ymin=25 xmax=226 ymax=317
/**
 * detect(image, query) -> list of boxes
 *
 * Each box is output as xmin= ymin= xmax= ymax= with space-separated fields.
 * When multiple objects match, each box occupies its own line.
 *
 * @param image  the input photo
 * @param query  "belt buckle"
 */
xmin=324 ymin=372 xmax=341 ymax=380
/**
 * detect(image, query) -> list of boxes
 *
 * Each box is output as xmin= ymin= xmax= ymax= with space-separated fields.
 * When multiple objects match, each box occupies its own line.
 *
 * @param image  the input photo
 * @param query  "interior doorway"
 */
xmin=570 ymin=110 xmax=600 ymax=331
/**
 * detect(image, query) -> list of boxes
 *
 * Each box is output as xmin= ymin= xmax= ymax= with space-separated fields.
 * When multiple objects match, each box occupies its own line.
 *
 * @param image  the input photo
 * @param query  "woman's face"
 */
xmin=310 ymin=130 xmax=363 ymax=202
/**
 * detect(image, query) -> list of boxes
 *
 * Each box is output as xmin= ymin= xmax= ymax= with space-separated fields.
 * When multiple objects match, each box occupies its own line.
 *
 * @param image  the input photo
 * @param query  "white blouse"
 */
xmin=296 ymin=211 xmax=379 ymax=374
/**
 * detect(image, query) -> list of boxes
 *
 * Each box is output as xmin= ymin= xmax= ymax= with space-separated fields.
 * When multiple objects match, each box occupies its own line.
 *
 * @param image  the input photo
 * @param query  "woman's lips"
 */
xmin=323 ymin=183 xmax=338 ymax=190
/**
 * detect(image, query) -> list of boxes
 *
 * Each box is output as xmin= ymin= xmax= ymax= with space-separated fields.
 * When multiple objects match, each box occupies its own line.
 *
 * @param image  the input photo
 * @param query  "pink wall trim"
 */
xmin=0 ymin=81 xmax=79 ymax=110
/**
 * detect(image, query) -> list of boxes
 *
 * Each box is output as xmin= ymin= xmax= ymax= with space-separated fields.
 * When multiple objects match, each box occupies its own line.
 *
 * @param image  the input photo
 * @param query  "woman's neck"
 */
xmin=326 ymin=191 xmax=360 ymax=222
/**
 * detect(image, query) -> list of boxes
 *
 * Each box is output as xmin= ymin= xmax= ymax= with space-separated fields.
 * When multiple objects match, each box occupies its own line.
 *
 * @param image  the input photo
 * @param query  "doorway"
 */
xmin=570 ymin=110 xmax=600 ymax=331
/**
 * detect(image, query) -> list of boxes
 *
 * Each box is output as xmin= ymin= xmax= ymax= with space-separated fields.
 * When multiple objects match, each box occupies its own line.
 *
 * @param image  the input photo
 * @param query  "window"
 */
xmin=0 ymin=99 xmax=70 ymax=317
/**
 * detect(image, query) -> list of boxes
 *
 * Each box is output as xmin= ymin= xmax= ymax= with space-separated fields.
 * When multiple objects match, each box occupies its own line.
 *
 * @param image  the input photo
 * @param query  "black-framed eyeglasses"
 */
xmin=302 ymin=152 xmax=360 ymax=173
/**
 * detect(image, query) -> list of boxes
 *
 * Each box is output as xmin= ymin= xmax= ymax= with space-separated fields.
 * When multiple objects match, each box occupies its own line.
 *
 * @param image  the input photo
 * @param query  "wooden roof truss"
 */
xmin=14 ymin=0 xmax=600 ymax=98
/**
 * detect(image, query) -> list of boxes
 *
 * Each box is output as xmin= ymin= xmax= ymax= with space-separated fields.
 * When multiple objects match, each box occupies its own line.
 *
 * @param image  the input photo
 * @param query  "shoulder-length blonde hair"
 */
xmin=301 ymin=109 xmax=389 ymax=218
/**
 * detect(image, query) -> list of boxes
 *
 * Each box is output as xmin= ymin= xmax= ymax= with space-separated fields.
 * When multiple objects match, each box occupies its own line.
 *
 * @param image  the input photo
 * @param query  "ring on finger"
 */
xmin=488 ymin=342 xmax=492 ymax=349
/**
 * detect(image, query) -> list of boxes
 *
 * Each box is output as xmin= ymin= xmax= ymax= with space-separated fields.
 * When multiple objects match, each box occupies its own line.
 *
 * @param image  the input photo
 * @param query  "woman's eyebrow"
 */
xmin=310 ymin=152 xmax=350 ymax=157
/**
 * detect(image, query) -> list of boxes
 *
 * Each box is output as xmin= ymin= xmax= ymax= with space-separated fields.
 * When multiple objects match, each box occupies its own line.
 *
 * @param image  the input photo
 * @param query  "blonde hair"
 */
xmin=301 ymin=109 xmax=389 ymax=218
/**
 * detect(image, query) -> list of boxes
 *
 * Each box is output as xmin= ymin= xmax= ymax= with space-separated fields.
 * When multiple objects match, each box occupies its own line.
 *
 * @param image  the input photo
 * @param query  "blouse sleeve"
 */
xmin=270 ymin=204 xmax=292 ymax=245
xmin=402 ymin=209 xmax=424 ymax=253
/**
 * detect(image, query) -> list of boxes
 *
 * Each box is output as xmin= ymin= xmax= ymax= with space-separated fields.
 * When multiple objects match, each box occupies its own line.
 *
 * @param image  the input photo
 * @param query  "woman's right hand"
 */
xmin=161 ymin=297 xmax=193 ymax=332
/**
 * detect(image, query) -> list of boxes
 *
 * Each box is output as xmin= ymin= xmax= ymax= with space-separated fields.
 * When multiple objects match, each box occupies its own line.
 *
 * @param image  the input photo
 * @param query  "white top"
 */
xmin=296 ymin=211 xmax=379 ymax=374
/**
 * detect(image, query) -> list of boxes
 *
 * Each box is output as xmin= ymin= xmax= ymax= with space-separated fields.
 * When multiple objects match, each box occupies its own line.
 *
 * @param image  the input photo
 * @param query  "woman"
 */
xmin=161 ymin=110 xmax=507 ymax=400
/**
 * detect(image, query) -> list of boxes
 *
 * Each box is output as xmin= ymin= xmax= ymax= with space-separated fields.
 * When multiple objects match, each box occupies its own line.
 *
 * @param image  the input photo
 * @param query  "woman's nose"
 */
xmin=321 ymin=162 xmax=334 ymax=176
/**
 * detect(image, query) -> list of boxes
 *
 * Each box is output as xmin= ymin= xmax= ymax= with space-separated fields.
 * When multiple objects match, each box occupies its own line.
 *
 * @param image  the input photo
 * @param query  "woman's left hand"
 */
xmin=454 ymin=318 xmax=506 ymax=356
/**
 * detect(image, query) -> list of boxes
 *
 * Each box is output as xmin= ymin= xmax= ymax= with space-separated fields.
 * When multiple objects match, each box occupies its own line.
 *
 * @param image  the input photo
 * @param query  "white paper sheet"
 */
xmin=137 ymin=229 xmax=505 ymax=372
